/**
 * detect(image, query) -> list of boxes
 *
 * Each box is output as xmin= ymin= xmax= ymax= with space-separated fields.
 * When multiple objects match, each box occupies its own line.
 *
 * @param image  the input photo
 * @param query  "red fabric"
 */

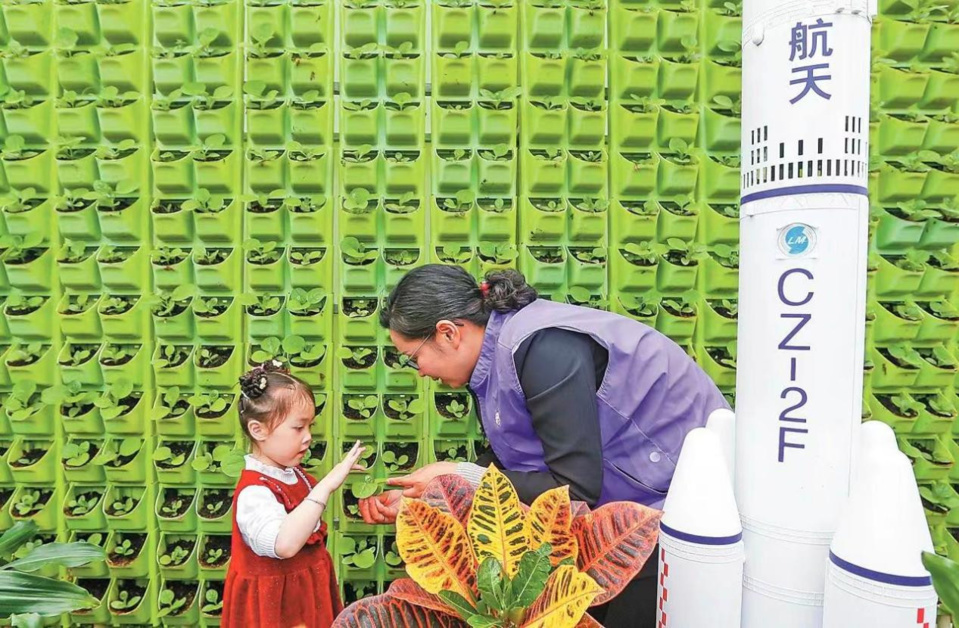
xmin=222 ymin=467 xmax=344 ymax=628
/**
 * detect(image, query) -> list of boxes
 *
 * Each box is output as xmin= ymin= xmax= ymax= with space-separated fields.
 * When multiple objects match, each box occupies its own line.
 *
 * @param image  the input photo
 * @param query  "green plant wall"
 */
xmin=0 ymin=0 xmax=957 ymax=623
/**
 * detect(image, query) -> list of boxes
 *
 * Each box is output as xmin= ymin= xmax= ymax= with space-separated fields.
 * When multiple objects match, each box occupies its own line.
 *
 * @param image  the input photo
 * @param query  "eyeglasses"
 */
xmin=399 ymin=334 xmax=433 ymax=371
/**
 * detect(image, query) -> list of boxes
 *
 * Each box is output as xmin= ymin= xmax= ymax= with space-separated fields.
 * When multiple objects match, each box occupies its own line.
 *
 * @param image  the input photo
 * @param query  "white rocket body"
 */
xmin=823 ymin=424 xmax=938 ymax=628
xmin=657 ymin=426 xmax=744 ymax=628
xmin=736 ymin=0 xmax=874 ymax=622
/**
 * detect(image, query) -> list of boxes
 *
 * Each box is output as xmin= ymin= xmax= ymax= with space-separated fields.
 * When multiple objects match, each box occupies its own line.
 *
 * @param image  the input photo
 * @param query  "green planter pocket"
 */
xmin=290 ymin=201 xmax=332 ymax=246
xmin=610 ymin=200 xmax=658 ymax=243
xmin=58 ymin=294 xmax=103 ymax=341
xmin=57 ymin=200 xmax=101 ymax=243
xmin=656 ymin=255 xmax=699 ymax=292
xmin=194 ymin=247 xmax=242 ymax=293
xmin=658 ymin=8 xmax=699 ymax=54
xmin=58 ymin=343 xmax=104 ymax=387
xmin=384 ymin=103 xmax=425 ymax=149
xmin=104 ymin=485 xmax=150 ymax=531
xmin=610 ymin=249 xmax=657 ymax=294
xmin=152 ymin=249 xmax=194 ymax=292
xmin=878 ymin=113 xmax=929 ymax=157
xmin=568 ymin=56 xmax=605 ymax=99
xmin=703 ymin=60 xmax=741 ymax=102
xmin=153 ymin=53 xmax=195 ymax=98
xmin=654 ymin=300 xmax=697 ymax=343
xmin=245 ymin=150 xmax=286 ymax=194
xmin=873 ymin=301 xmax=922 ymax=343
xmin=520 ymin=198 xmax=566 ymax=244
xmin=384 ymin=55 xmax=425 ymax=100
xmin=193 ymin=51 xmax=239 ymax=92
xmin=875 ymin=64 xmax=929 ymax=110
xmin=195 ymin=197 xmax=242 ymax=245
xmin=433 ymin=3 xmax=471 ymax=48
xmin=917 ymin=302 xmax=959 ymax=344
xmin=246 ymin=247 xmax=286 ymax=292
xmin=383 ymin=153 xmax=426 ymax=197
xmin=63 ymin=484 xmax=108 ymax=531
xmin=290 ymin=247 xmax=332 ymax=289
xmin=383 ymin=201 xmax=425 ymax=246
xmin=193 ymin=100 xmax=238 ymax=144
xmin=612 ymin=151 xmax=659 ymax=198
xmin=568 ymin=203 xmax=607 ymax=244
xmin=196 ymin=150 xmax=240 ymax=195
xmin=98 ymin=296 xmax=149 ymax=342
xmin=384 ymin=5 xmax=424 ymax=49
xmin=97 ymin=246 xmax=148 ymax=292
xmin=1 ymin=150 xmax=53 ymax=194
xmin=2 ymin=246 xmax=54 ymax=292
xmin=5 ymin=297 xmax=55 ymax=343
xmin=870 ymin=346 xmax=921 ymax=391
xmin=523 ymin=53 xmax=564 ymax=99
xmin=290 ymin=152 xmax=333 ymax=196
xmin=152 ymin=345 xmax=197 ymax=389
xmin=476 ymin=104 xmax=517 ymax=147
xmin=476 ymin=153 xmax=516 ymax=197
xmin=4 ymin=100 xmax=54 ymax=145
xmin=153 ymin=441 xmax=198 ymax=486
xmin=247 ymin=53 xmax=288 ymax=95
xmin=698 ymin=346 xmax=737 ymax=389
xmin=152 ymin=150 xmax=194 ymax=196
xmin=874 ymin=254 xmax=925 ymax=298
xmin=57 ymin=152 xmax=100 ymax=190
xmin=97 ymin=197 xmax=148 ymax=244
xmin=100 ymin=344 xmax=148 ymax=388
xmin=703 ymin=107 xmax=741 ymax=153
xmin=7 ymin=439 xmax=57 ymax=484
xmin=568 ymin=103 xmax=607 ymax=150
xmin=567 ymin=249 xmax=607 ymax=291
xmin=433 ymin=53 xmax=473 ymax=100
xmin=612 ymin=7 xmax=657 ymax=53
xmin=245 ymin=201 xmax=286 ymax=242
xmin=477 ymin=4 xmax=517 ymax=50
xmin=197 ymin=488 xmax=233 ymax=533
xmin=657 ymin=154 xmax=699 ymax=197
xmin=10 ymin=485 xmax=60 ymax=532
xmin=701 ymin=253 xmax=739 ymax=298
xmin=341 ymin=54 xmax=379 ymax=101
xmin=522 ymin=150 xmax=566 ymax=196
xmin=195 ymin=297 xmax=242 ymax=342
xmin=291 ymin=52 xmax=332 ymax=98
xmin=103 ymin=392 xmax=148 ymax=436
xmin=874 ymin=205 xmax=925 ymax=252
xmin=702 ymin=156 xmax=740 ymax=203
xmin=153 ymin=298 xmax=196 ymax=343
xmin=919 ymin=70 xmax=959 ymax=112
xmin=2 ymin=49 xmax=53 ymax=96
xmin=153 ymin=3 xmax=193 ymax=48
xmin=97 ymin=99 xmax=143 ymax=144
xmin=432 ymin=149 xmax=473 ymax=196
xmin=612 ymin=104 xmax=656 ymax=152
xmin=246 ymin=103 xmax=287 ymax=147
xmin=97 ymin=50 xmax=144 ymax=94
xmin=5 ymin=342 xmax=57 ymax=386
xmin=246 ymin=298 xmax=287 ymax=341
xmin=430 ymin=201 xmax=473 ymax=245
xmin=290 ymin=308 xmax=331 ymax=343
xmin=432 ymin=101 xmax=473 ymax=148
xmin=520 ymin=246 xmax=567 ymax=292
xmin=922 ymin=167 xmax=959 ymax=203
xmin=195 ymin=346 xmax=243 ymax=390
xmin=658 ymin=58 xmax=700 ymax=102
xmin=701 ymin=300 xmax=738 ymax=344
xmin=877 ymin=18 xmax=929 ymax=63
xmin=922 ymin=117 xmax=959 ymax=154
xmin=567 ymin=150 xmax=608 ymax=197
xmin=152 ymin=201 xmax=194 ymax=246
xmin=290 ymin=100 xmax=333 ymax=146
xmin=523 ymin=4 xmax=564 ymax=51
xmin=657 ymin=106 xmax=700 ymax=150
xmin=916 ymin=345 xmax=958 ymax=389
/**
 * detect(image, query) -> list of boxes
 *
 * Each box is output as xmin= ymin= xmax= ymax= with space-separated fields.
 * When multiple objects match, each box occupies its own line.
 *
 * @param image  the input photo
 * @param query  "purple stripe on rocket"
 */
xmin=660 ymin=522 xmax=743 ymax=546
xmin=829 ymin=551 xmax=932 ymax=587
xmin=741 ymin=184 xmax=869 ymax=205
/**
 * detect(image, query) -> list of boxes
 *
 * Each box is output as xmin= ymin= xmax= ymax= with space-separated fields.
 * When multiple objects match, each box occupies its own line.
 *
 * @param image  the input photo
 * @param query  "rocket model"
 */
xmin=655 ymin=0 xmax=940 ymax=622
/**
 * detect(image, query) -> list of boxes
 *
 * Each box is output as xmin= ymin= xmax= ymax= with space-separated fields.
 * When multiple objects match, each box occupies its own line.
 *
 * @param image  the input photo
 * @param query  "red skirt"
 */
xmin=222 ymin=540 xmax=343 ymax=628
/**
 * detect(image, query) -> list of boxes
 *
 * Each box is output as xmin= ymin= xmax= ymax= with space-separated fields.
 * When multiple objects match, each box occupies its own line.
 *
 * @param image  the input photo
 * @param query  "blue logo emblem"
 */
xmin=779 ymin=223 xmax=816 ymax=256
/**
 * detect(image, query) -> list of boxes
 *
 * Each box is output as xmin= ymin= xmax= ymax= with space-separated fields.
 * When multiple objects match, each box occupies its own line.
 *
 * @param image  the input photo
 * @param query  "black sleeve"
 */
xmin=498 ymin=328 xmax=607 ymax=507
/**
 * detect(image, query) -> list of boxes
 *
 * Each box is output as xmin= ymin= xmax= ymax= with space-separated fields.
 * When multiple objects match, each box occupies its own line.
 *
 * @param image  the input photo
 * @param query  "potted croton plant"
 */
xmin=332 ymin=466 xmax=660 ymax=628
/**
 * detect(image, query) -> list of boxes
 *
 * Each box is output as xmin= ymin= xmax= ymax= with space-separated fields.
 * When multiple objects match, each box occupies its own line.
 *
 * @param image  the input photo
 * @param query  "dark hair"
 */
xmin=380 ymin=264 xmax=538 ymax=338
xmin=237 ymin=360 xmax=315 ymax=439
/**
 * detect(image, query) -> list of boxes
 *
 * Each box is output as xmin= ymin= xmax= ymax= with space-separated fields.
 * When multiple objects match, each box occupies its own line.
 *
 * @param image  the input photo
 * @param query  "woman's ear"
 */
xmin=247 ymin=420 xmax=269 ymax=443
xmin=435 ymin=319 xmax=461 ymax=348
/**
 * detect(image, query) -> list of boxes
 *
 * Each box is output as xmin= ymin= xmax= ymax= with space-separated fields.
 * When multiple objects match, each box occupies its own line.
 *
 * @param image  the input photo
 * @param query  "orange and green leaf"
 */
xmin=576 ymin=613 xmax=603 ymax=627
xmin=520 ymin=565 xmax=603 ymax=628
xmin=397 ymin=499 xmax=478 ymax=601
xmin=573 ymin=502 xmax=662 ymax=606
xmin=330 ymin=593 xmax=469 ymax=628
xmin=421 ymin=474 xmax=476 ymax=528
xmin=468 ymin=465 xmax=529 ymax=578
xmin=386 ymin=578 xmax=458 ymax=618
xmin=527 ymin=486 xmax=577 ymax=566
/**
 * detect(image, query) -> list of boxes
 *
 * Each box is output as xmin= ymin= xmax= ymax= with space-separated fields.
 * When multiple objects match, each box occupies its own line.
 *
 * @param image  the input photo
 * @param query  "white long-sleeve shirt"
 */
xmin=234 ymin=455 xmax=322 ymax=559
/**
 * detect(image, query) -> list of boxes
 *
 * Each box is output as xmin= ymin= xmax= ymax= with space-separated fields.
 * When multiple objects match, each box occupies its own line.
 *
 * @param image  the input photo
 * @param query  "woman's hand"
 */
xmin=358 ymin=490 xmax=403 ymax=524
xmin=386 ymin=462 xmax=459 ymax=498
xmin=315 ymin=440 xmax=366 ymax=500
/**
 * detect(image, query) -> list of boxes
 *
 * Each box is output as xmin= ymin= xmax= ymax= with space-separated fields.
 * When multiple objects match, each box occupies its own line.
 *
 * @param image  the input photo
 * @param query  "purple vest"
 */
xmin=469 ymin=299 xmax=729 ymax=509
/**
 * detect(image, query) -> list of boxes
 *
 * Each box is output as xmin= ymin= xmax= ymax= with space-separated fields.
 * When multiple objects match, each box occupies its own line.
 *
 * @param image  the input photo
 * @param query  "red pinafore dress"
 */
xmin=222 ymin=465 xmax=343 ymax=628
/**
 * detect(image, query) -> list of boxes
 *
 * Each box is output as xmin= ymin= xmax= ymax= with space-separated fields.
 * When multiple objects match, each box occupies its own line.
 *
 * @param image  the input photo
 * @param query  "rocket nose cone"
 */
xmin=832 ymin=451 xmax=934 ymax=579
xmin=858 ymin=420 xmax=898 ymax=456
xmin=662 ymin=428 xmax=742 ymax=539
xmin=705 ymin=408 xmax=736 ymax=481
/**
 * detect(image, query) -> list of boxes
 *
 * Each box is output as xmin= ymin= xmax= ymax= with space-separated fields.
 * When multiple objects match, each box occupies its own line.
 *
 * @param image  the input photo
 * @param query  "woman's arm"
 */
xmin=459 ymin=328 xmax=607 ymax=506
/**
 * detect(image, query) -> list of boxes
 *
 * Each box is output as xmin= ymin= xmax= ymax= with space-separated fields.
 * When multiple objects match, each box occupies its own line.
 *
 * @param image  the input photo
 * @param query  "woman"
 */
xmin=357 ymin=264 xmax=729 ymax=627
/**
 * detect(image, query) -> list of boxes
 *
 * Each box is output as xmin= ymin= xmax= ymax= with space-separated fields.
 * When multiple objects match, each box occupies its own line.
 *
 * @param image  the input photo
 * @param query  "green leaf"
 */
xmin=0 ymin=571 xmax=99 ymax=617
xmin=467 ymin=615 xmax=502 ymax=628
xmin=10 ymin=613 xmax=42 ymax=628
xmin=922 ymin=551 xmax=959 ymax=617
xmin=510 ymin=544 xmax=552 ymax=608
xmin=2 ymin=542 xmax=105 ymax=573
xmin=476 ymin=557 xmax=506 ymax=612
xmin=0 ymin=522 xmax=37 ymax=557
xmin=437 ymin=590 xmax=477 ymax=622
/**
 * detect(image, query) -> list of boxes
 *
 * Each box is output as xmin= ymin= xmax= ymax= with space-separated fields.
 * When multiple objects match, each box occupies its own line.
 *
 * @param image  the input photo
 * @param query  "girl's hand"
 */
xmin=316 ymin=440 xmax=366 ymax=498
xmin=387 ymin=462 xmax=458 ymax=498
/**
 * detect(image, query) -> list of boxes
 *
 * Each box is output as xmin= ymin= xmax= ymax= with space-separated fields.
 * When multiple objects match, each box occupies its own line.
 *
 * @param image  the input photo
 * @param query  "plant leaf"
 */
xmin=396 ymin=499 xmax=477 ymax=601
xmin=330 ymin=593 xmax=468 ymax=627
xmin=527 ymin=486 xmax=577 ymax=566
xmin=386 ymin=578 xmax=458 ymax=617
xmin=468 ymin=465 xmax=529 ymax=578
xmin=421 ymin=474 xmax=476 ymax=528
xmin=3 ymin=542 xmax=105 ymax=572
xmin=0 ymin=571 xmax=99 ymax=617
xmin=0 ymin=521 xmax=37 ymax=557
xmin=520 ymin=565 xmax=601 ymax=628
xmin=511 ymin=545 xmax=553 ymax=609
xmin=922 ymin=551 xmax=959 ymax=617
xmin=573 ymin=502 xmax=662 ymax=606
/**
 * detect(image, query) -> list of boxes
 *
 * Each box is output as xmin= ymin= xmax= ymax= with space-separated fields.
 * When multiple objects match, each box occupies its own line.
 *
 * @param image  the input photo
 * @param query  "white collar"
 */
xmin=245 ymin=454 xmax=298 ymax=485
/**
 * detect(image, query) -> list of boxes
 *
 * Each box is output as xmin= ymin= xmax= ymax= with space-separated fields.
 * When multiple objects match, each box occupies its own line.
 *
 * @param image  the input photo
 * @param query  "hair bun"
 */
xmin=238 ymin=359 xmax=286 ymax=399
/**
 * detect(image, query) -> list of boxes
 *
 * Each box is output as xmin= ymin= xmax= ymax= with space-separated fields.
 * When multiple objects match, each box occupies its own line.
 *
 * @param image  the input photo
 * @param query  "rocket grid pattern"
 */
xmin=0 ymin=0 xmax=956 ymax=622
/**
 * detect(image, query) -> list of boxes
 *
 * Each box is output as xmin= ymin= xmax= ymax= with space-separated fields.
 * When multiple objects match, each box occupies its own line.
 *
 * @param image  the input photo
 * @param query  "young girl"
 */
xmin=222 ymin=360 xmax=366 ymax=628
